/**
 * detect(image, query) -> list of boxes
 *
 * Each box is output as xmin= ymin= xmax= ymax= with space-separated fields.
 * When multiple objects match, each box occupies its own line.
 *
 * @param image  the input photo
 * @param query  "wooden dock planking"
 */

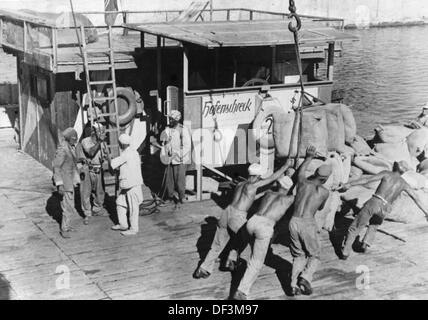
xmin=0 ymin=128 xmax=428 ymax=299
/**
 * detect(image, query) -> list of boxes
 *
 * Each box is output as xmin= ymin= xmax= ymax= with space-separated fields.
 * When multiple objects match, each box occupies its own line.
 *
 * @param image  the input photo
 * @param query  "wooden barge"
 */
xmin=0 ymin=6 xmax=357 ymax=199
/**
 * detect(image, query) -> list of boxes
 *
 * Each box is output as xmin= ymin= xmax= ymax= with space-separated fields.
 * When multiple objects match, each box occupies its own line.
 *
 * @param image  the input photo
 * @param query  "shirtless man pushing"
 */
xmin=233 ymin=174 xmax=295 ymax=300
xmin=193 ymin=159 xmax=293 ymax=279
xmin=289 ymin=146 xmax=331 ymax=296
xmin=339 ymin=161 xmax=428 ymax=259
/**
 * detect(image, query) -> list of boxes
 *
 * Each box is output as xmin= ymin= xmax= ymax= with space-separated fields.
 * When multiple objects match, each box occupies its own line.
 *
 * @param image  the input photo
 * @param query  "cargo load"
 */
xmin=374 ymin=141 xmax=417 ymax=171
xmin=374 ymin=125 xmax=414 ymax=143
xmin=406 ymin=127 xmax=428 ymax=158
xmin=273 ymin=108 xmax=329 ymax=158
xmin=340 ymin=104 xmax=357 ymax=145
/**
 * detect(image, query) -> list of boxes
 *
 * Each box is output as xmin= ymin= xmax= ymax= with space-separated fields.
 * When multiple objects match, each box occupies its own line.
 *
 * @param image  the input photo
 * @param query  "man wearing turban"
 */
xmin=110 ymin=134 xmax=144 ymax=236
xmin=52 ymin=127 xmax=80 ymax=238
xmin=160 ymin=110 xmax=192 ymax=206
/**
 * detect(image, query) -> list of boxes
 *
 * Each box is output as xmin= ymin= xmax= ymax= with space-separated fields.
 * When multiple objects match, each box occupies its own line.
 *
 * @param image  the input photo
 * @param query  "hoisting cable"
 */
xmin=287 ymin=0 xmax=308 ymax=169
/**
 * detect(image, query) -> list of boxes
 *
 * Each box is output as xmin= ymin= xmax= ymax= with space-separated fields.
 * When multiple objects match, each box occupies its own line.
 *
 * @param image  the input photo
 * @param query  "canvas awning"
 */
xmin=124 ymin=19 xmax=358 ymax=48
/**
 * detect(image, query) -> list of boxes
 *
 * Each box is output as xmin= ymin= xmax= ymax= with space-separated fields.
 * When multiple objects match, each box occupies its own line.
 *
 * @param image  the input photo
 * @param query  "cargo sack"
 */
xmin=342 ymin=154 xmax=352 ymax=184
xmin=420 ymin=170 xmax=428 ymax=179
xmin=298 ymin=153 xmax=347 ymax=190
xmin=353 ymin=155 xmax=392 ymax=175
xmin=406 ymin=127 xmax=428 ymax=158
xmin=316 ymin=104 xmax=346 ymax=153
xmin=418 ymin=159 xmax=428 ymax=175
xmin=374 ymin=125 xmax=413 ymax=143
xmin=325 ymin=152 xmax=348 ymax=189
xmin=315 ymin=191 xmax=341 ymax=232
xmin=349 ymin=165 xmax=363 ymax=181
xmin=388 ymin=190 xmax=428 ymax=223
xmin=341 ymin=186 xmax=373 ymax=209
xmin=374 ymin=141 xmax=416 ymax=171
xmin=349 ymin=135 xmax=372 ymax=156
xmin=273 ymin=109 xmax=328 ymax=158
xmin=340 ymin=104 xmax=357 ymax=145
xmin=402 ymin=171 xmax=428 ymax=190
xmin=251 ymin=96 xmax=286 ymax=153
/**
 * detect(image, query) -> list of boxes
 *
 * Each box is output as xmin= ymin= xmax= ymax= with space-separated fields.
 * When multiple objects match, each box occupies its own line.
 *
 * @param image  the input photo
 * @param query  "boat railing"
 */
xmin=0 ymin=7 xmax=345 ymax=72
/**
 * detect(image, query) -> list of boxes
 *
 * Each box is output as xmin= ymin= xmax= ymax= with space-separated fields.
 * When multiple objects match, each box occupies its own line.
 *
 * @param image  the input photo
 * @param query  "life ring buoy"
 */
xmin=242 ymin=78 xmax=269 ymax=87
xmin=107 ymin=87 xmax=137 ymax=126
xmin=250 ymin=97 xmax=286 ymax=152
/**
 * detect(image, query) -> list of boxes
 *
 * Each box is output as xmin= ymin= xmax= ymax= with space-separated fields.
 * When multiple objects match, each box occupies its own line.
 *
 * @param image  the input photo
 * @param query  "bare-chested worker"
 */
xmin=193 ymin=159 xmax=293 ymax=279
xmin=289 ymin=146 xmax=331 ymax=296
xmin=233 ymin=174 xmax=295 ymax=300
xmin=339 ymin=161 xmax=428 ymax=260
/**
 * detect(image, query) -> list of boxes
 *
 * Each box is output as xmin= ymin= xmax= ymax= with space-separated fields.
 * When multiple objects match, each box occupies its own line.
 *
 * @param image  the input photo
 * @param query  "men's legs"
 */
xmin=164 ymin=165 xmax=175 ymax=200
xmin=79 ymin=169 xmax=92 ymax=217
xmin=61 ymin=191 xmax=75 ymax=232
xmin=362 ymin=212 xmax=384 ymax=248
xmin=300 ymin=221 xmax=321 ymax=286
xmin=225 ymin=209 xmax=249 ymax=265
xmin=289 ymin=218 xmax=307 ymax=288
xmin=91 ymin=170 xmax=105 ymax=214
xmin=115 ymin=192 xmax=129 ymax=229
xmin=126 ymin=186 xmax=143 ymax=234
xmin=199 ymin=208 xmax=231 ymax=274
xmin=174 ymin=163 xmax=186 ymax=202
xmin=342 ymin=203 xmax=374 ymax=257
xmin=237 ymin=218 xmax=273 ymax=297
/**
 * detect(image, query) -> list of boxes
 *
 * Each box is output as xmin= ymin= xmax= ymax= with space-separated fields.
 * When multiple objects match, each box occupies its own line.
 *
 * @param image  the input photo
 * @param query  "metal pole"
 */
xmin=17 ymin=58 xmax=23 ymax=150
xmin=157 ymin=36 xmax=162 ymax=104
xmin=210 ymin=0 xmax=213 ymax=21
xmin=183 ymin=46 xmax=189 ymax=93
xmin=327 ymin=42 xmax=335 ymax=81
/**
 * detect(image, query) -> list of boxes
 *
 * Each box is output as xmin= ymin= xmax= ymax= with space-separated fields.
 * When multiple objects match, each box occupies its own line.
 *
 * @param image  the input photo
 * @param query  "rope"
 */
xmin=139 ymin=164 xmax=169 ymax=215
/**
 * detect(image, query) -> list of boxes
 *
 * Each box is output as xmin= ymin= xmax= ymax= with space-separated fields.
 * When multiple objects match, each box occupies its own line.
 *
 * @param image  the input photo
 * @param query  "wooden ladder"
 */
xmin=79 ymin=25 xmax=121 ymax=160
xmin=79 ymin=25 xmax=121 ymax=189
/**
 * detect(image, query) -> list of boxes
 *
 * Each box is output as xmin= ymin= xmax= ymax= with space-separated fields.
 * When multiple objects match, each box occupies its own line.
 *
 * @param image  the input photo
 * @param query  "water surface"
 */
xmin=334 ymin=25 xmax=428 ymax=135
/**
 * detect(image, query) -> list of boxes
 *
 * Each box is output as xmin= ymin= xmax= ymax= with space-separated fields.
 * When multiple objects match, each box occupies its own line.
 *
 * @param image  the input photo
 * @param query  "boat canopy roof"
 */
xmin=124 ymin=19 xmax=359 ymax=48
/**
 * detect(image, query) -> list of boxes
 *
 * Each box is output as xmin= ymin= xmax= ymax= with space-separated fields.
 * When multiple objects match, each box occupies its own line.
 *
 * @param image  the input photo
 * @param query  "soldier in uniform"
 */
xmin=76 ymin=123 xmax=108 ymax=225
xmin=52 ymin=128 xmax=81 ymax=238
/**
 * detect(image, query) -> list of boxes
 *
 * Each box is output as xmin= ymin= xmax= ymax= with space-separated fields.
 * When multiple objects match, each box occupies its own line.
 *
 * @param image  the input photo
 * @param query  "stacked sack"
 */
xmin=351 ymin=125 xmax=428 ymax=174
xmin=270 ymin=103 xmax=357 ymax=231
xmin=345 ymin=124 xmax=428 ymax=224
xmin=272 ymin=103 xmax=357 ymax=158
xmin=264 ymin=101 xmax=428 ymax=226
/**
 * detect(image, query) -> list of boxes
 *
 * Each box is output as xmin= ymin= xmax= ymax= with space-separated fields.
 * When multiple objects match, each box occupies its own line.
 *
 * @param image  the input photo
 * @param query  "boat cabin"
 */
xmin=0 ymin=7 xmax=357 ymax=199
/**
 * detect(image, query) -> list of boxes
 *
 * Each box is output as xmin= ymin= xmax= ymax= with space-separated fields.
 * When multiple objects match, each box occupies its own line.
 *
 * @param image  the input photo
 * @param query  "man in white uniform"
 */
xmin=110 ymin=134 xmax=144 ymax=236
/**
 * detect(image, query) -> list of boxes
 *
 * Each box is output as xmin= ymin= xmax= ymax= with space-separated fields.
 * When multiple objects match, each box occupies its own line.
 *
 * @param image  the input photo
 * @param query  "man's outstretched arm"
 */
xmin=253 ymin=159 xmax=293 ymax=189
xmin=297 ymin=145 xmax=317 ymax=183
xmin=404 ymin=185 xmax=428 ymax=221
xmin=338 ymin=171 xmax=389 ymax=191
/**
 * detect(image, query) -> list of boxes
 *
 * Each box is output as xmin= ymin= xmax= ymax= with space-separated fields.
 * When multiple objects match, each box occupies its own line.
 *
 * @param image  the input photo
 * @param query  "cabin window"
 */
xmin=30 ymin=73 xmax=50 ymax=105
xmin=187 ymin=44 xmax=328 ymax=92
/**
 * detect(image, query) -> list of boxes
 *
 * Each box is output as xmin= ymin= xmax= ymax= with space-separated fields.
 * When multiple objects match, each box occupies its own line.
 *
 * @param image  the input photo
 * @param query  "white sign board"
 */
xmin=200 ymin=87 xmax=319 ymax=128
xmin=201 ymin=92 xmax=256 ymax=128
